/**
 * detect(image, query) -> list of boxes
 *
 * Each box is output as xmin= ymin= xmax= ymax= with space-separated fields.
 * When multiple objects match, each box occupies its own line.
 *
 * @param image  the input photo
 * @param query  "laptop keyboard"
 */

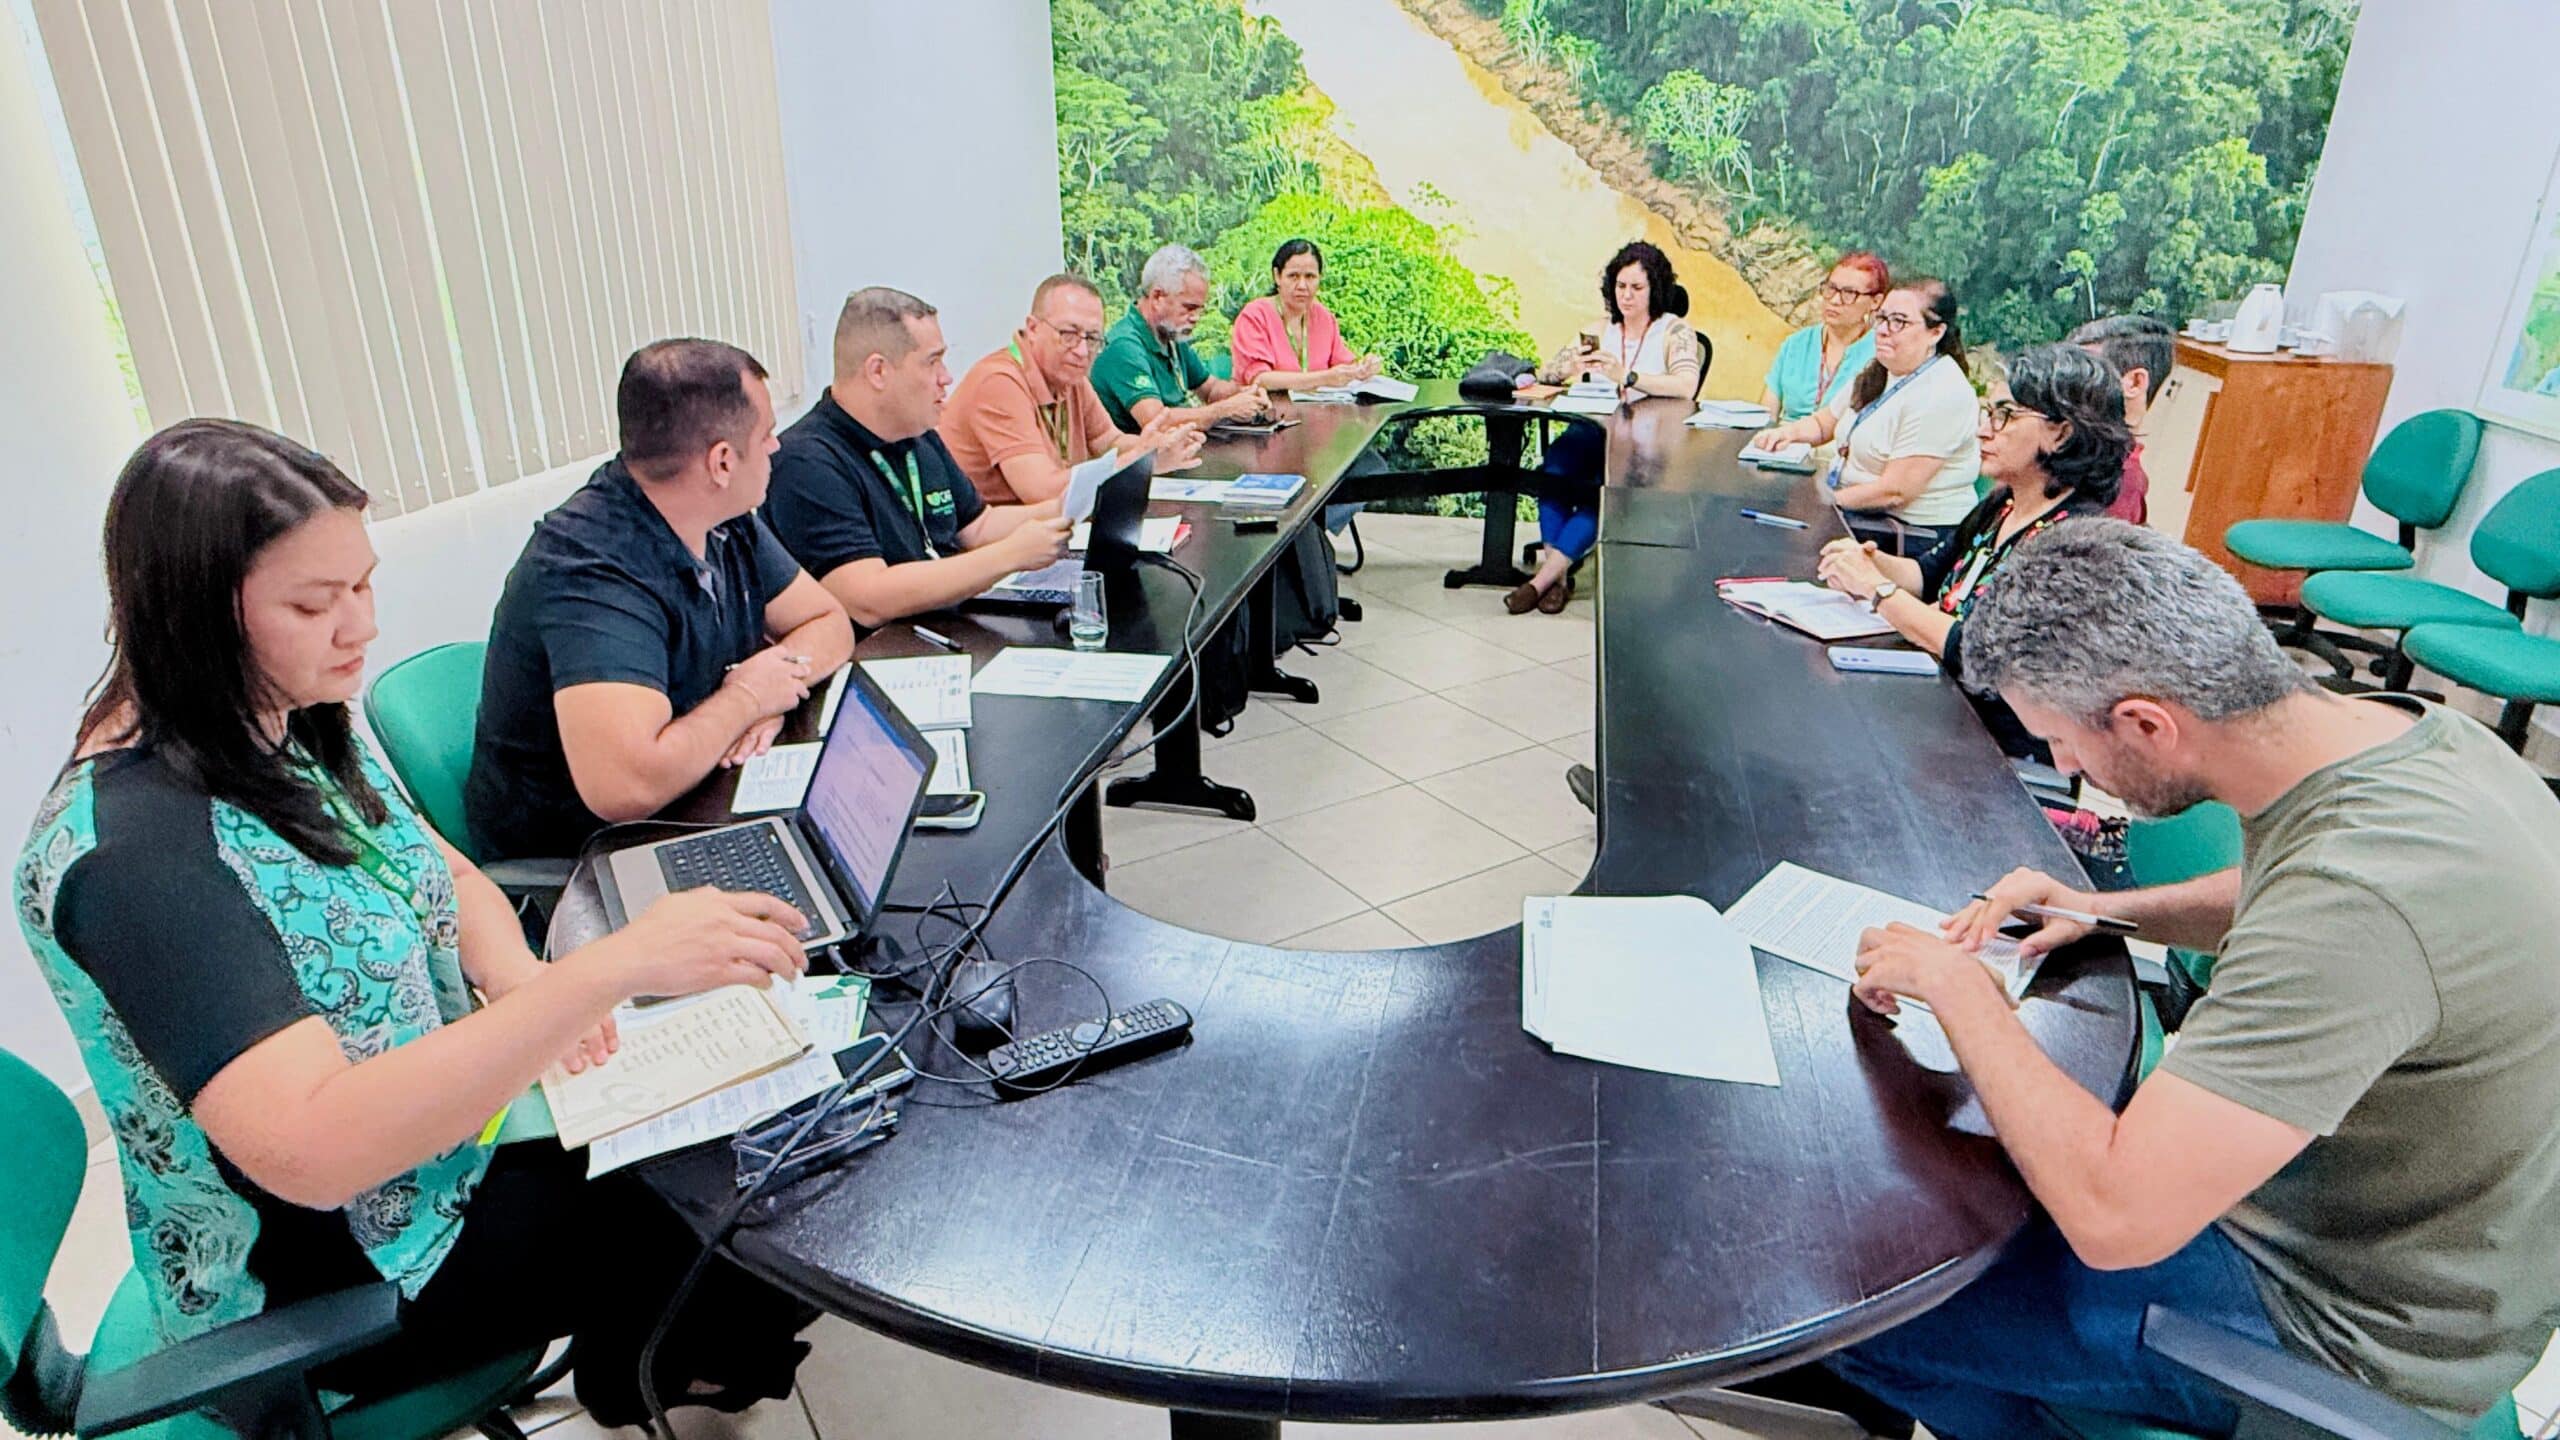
xmin=655 ymin=827 xmax=823 ymax=941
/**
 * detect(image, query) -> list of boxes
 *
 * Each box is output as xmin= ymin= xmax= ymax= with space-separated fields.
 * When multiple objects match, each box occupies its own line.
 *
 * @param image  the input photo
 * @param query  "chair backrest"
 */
xmin=2124 ymin=801 xmax=2243 ymax=888
xmin=2361 ymin=408 xmax=2483 ymax=531
xmin=363 ymin=641 xmax=488 ymax=860
xmin=0 ymin=1049 xmax=89 ymax=1383
xmin=2471 ymin=466 xmax=2560 ymax=603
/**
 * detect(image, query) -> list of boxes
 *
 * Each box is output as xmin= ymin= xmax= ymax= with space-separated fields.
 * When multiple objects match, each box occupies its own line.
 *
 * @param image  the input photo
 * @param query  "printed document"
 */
xmin=539 ymin=985 xmax=809 ymax=1148
xmin=730 ymin=743 xmax=820 ymax=814
xmin=1724 ymin=862 xmax=2034 ymax=999
xmin=970 ymin=647 xmax=1170 ymax=703
xmin=1520 ymin=894 xmax=1780 ymax=1086
xmin=579 ymin=975 xmax=870 ymax=1175
xmin=861 ymin=654 xmax=973 ymax=730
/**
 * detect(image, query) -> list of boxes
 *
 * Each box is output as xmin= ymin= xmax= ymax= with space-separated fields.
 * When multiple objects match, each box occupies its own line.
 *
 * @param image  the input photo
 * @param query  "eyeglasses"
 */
xmin=1981 ymin=399 xmax=2046 ymax=432
xmin=1820 ymin=282 xmax=1882 ymax=302
xmin=1875 ymin=312 xmax=1928 ymax=336
xmin=1036 ymin=317 xmax=1106 ymax=353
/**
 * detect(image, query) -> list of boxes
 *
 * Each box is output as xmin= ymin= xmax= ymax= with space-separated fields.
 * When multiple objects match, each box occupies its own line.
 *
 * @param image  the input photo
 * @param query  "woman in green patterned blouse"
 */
xmin=15 ymin=420 xmax=817 ymax=1425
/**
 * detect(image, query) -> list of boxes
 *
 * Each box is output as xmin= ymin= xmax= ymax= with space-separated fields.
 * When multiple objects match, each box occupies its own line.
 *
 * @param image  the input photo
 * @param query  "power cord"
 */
xmin=635 ymin=552 xmax=1207 ymax=1438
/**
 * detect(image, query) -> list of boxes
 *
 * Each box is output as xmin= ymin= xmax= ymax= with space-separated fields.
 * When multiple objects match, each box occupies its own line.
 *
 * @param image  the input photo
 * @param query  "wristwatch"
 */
xmin=1866 ymin=580 xmax=1900 ymax=612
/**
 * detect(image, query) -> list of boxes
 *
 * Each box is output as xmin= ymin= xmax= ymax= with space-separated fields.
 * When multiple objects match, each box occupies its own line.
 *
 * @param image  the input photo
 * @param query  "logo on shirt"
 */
xmin=1131 ymin=376 xmax=1155 ymax=394
xmin=926 ymin=488 xmax=957 ymax=517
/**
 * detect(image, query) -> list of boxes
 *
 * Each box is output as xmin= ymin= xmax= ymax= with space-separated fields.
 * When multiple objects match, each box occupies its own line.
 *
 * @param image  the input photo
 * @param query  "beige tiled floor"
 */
xmin=25 ymin=514 xmax=2560 ymax=1440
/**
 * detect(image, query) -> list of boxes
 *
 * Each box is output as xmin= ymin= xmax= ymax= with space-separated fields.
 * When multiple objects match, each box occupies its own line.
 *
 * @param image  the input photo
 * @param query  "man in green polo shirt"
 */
xmin=1090 ymin=244 xmax=1272 ymax=432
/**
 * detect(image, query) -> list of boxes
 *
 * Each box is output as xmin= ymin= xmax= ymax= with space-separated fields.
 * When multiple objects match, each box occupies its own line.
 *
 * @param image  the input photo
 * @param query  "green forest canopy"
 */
xmin=1499 ymin=0 xmax=2355 ymax=349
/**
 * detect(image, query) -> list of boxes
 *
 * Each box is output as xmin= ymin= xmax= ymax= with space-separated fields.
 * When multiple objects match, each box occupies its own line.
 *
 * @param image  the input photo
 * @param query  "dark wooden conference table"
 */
xmin=549 ymin=380 xmax=2140 ymax=1437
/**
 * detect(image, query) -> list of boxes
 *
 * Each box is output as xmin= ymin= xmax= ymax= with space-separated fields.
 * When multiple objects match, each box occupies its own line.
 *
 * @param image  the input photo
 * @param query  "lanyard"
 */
xmin=314 ymin=774 xmax=434 ymax=927
xmin=1828 ymin=353 xmax=1941 ymax=490
xmin=1620 ymin=319 xmax=1652 ymax=378
xmin=1007 ymin=342 xmax=1072 ymax=462
xmin=1941 ymin=497 xmax=2070 ymax=615
xmin=1285 ymin=312 xmax=1309 ymax=372
xmin=872 ymin=447 xmax=938 ymax=560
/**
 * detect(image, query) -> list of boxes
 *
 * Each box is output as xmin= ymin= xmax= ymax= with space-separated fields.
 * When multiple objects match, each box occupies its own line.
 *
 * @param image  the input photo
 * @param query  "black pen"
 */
xmin=911 ymin=626 xmax=961 ymax=653
xmin=1970 ymin=894 xmax=2139 ymax=934
xmin=1739 ymin=508 xmax=1808 ymax=530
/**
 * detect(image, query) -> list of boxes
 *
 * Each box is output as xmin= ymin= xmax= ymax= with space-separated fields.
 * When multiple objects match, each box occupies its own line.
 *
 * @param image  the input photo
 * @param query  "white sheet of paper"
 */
xmin=1287 ymin=386 xmax=1357 ymax=404
xmin=860 ymin=654 xmax=972 ymax=730
xmin=926 ymin=729 xmax=970 ymax=795
xmin=969 ymin=647 xmax=1170 ymax=703
xmin=1351 ymin=375 xmax=1419 ymax=401
xmin=1071 ymin=516 xmax=1181 ymax=553
xmin=1737 ymin=439 xmax=1815 ymax=466
xmin=815 ymin=665 xmax=850 ymax=734
xmin=585 ymin=1050 xmax=837 ymax=1176
xmin=1552 ymin=391 xmax=1623 ymax=415
xmin=1724 ymin=862 xmax=2033 ymax=999
xmin=1150 ymin=477 xmax=1234 ymax=502
xmin=1520 ymin=895 xmax=1780 ymax=1086
xmin=1059 ymin=453 xmax=1118 ymax=524
xmin=772 ymin=973 xmax=870 ymax=1054
xmin=1688 ymin=400 xmax=1773 ymax=429
xmin=541 ymin=985 xmax=808 ymax=1148
xmin=729 ymin=742 xmax=821 ymax=814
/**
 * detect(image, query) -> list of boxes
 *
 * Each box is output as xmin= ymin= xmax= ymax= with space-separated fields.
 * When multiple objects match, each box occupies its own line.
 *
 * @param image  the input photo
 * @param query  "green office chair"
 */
xmin=0 ymin=1049 xmax=552 ymax=1440
xmin=363 ymin=642 xmax=573 ymax=901
xmin=2123 ymin=802 xmax=2242 ymax=1032
xmin=2302 ymin=467 xmax=2560 ymax=693
xmin=2225 ymin=408 xmax=2485 ymax=681
xmin=2043 ymin=1306 xmax=2526 ymax=1440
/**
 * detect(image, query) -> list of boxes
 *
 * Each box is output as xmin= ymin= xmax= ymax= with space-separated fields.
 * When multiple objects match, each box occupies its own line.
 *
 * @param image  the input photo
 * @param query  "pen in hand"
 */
xmin=1969 ymin=894 xmax=2140 ymax=935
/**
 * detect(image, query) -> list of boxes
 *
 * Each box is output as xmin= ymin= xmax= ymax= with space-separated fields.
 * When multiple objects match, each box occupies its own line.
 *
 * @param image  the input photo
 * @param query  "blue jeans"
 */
xmin=1823 ymin=1221 xmax=2278 ymax=1440
xmin=1536 ymin=424 xmax=1604 ymax=563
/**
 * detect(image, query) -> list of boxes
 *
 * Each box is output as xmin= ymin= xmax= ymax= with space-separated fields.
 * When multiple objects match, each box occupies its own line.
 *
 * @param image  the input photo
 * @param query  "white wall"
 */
xmin=2285 ymin=0 xmax=2560 ymax=643
xmin=767 ymin=0 xmax=1066 ymax=397
xmin=0 ymin=5 xmax=1064 ymax=1089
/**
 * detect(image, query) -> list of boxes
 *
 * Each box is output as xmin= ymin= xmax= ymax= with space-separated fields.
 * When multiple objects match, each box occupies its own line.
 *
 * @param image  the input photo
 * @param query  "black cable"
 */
xmin=636 ymin=551 xmax=1209 ymax=1438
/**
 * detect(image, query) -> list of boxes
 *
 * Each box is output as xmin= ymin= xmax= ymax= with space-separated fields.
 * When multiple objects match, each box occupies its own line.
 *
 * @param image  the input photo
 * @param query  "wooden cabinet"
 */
xmin=2155 ymin=338 xmax=2395 ymax=605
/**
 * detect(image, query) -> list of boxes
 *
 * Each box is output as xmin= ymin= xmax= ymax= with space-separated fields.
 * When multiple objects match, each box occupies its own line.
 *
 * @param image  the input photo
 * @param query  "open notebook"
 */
xmin=538 ymin=985 xmax=811 ymax=1148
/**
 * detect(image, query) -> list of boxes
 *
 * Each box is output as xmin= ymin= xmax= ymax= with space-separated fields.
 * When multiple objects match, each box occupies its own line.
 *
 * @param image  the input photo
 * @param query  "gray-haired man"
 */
xmin=1828 ymin=519 xmax=2560 ymax=1435
xmin=1089 ymin=244 xmax=1270 ymax=432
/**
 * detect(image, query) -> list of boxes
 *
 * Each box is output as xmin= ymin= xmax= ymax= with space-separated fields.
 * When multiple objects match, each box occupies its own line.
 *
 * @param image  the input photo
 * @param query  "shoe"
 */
xmin=1565 ymin=763 xmax=1596 ymax=813
xmin=1340 ymin=596 xmax=1364 ymax=623
xmin=1504 ymin=582 xmax=1543 ymax=615
xmin=1537 ymin=573 xmax=1574 ymax=614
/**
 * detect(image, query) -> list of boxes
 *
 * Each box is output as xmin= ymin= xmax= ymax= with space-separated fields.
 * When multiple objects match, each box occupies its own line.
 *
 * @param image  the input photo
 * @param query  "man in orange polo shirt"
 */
xmin=942 ymin=273 xmax=1202 ymax=504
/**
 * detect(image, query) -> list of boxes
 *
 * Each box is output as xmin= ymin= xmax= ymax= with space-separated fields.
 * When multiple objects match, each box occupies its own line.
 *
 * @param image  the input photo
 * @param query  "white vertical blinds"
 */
xmin=28 ymin=0 xmax=804 ymax=516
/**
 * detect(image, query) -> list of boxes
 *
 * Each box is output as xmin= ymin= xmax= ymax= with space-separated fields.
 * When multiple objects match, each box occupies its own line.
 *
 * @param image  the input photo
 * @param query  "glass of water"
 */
xmin=1069 ymin=571 xmax=1108 ymax=650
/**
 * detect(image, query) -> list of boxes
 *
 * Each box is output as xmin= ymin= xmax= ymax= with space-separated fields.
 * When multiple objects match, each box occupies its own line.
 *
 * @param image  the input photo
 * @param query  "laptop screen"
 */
xmin=803 ymin=674 xmax=934 ymax=921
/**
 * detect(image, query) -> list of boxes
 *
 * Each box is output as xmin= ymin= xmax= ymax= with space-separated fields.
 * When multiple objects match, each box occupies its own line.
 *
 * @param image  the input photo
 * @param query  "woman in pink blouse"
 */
xmin=1228 ymin=239 xmax=1383 ymax=392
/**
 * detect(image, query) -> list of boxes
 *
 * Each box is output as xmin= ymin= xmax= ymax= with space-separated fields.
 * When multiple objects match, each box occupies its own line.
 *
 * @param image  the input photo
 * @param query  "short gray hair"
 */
xmin=1960 ymin=519 xmax=2314 ymax=727
xmin=1139 ymin=244 xmax=1209 ymax=298
xmin=833 ymin=286 xmax=937 ymax=379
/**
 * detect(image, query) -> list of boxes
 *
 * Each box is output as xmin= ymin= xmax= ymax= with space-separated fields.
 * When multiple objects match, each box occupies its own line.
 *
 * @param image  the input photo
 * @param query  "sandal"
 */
xmin=1504 ymin=582 xmax=1543 ymax=615
xmin=1537 ymin=574 xmax=1574 ymax=614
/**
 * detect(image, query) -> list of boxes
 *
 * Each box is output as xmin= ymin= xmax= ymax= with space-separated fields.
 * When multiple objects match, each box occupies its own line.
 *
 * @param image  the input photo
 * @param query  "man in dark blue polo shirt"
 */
xmin=763 ymin=286 xmax=1072 ymax=628
xmin=467 ymin=339 xmax=855 ymax=860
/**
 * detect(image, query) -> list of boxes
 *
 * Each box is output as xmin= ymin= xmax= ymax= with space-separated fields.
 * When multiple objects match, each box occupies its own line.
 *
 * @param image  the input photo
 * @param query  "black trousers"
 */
xmin=312 ymin=1143 xmax=816 ymax=1426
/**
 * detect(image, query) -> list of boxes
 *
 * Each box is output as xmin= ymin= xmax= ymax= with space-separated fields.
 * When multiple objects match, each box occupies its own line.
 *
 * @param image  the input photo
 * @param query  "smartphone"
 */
xmin=1577 ymin=328 xmax=1601 ymax=353
xmin=1230 ymin=514 xmax=1280 ymax=534
xmin=915 ymin=791 xmax=986 ymax=831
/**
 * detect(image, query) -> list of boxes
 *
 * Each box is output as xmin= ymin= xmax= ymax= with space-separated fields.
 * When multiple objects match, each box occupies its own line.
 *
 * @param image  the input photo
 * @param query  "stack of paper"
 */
xmin=1152 ymin=477 xmax=1235 ymax=503
xmin=970 ymin=647 xmax=1170 ymax=702
xmin=1717 ymin=579 xmax=1896 ymax=641
xmin=539 ymin=985 xmax=811 ymax=1149
xmin=1287 ymin=386 xmax=1356 ymax=404
xmin=1724 ymin=862 xmax=2037 ymax=1000
xmin=731 ymin=743 xmax=822 ymax=814
xmin=1688 ymin=399 xmax=1775 ymax=429
xmin=1552 ymin=380 xmax=1626 ymax=415
xmin=1519 ymin=895 xmax=1780 ymax=1086
xmin=862 ymin=654 xmax=972 ymax=730
xmin=1350 ymin=375 xmax=1419 ymax=402
xmin=1222 ymin=473 xmax=1305 ymax=506
xmin=1737 ymin=439 xmax=1816 ymax=468
xmin=583 ymin=975 xmax=872 ymax=1175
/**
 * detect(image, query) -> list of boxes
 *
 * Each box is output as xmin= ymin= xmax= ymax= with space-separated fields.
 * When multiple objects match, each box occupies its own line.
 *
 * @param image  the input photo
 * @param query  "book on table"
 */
xmin=538 ymin=984 xmax=812 ymax=1148
xmin=1221 ymin=472 xmax=1306 ymax=506
xmin=1715 ymin=578 xmax=1897 ymax=642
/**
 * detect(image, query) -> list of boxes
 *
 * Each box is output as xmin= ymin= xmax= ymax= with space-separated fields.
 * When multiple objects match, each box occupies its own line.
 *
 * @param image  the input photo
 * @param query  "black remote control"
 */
xmin=987 ymin=999 xmax=1193 ymax=1098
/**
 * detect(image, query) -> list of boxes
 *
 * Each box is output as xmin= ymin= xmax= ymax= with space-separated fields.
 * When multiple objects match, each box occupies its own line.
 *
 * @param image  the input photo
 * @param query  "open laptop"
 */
xmin=976 ymin=451 xmax=1155 ymax=606
xmin=600 ymin=663 xmax=937 ymax=950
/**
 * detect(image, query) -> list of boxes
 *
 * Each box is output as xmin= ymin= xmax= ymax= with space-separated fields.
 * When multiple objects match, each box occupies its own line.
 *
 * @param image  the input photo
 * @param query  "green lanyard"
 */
xmin=1285 ymin=313 xmax=1309 ymax=372
xmin=314 ymin=774 xmax=434 ymax=928
xmin=872 ymin=447 xmax=938 ymax=559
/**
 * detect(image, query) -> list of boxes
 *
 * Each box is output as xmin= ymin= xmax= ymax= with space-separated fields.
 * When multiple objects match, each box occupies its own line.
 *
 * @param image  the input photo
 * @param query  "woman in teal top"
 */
xmin=1759 ymin=251 xmax=1890 ymax=421
xmin=15 ymin=420 xmax=817 ymax=1426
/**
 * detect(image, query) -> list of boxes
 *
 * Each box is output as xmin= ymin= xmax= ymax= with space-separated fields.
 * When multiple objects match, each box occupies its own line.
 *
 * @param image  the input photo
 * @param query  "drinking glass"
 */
xmin=1069 ymin=572 xmax=1108 ymax=651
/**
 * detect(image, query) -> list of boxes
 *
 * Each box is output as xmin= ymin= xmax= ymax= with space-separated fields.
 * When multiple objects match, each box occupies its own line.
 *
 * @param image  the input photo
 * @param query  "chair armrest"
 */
xmin=2140 ymin=1304 xmax=2463 ymax=1440
xmin=75 ymin=1282 xmax=402 ymax=1439
xmin=479 ymin=857 xmax=576 ymax=896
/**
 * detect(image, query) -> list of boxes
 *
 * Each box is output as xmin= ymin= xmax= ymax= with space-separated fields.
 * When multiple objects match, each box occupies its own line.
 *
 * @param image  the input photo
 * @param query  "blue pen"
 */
xmin=1739 ymin=508 xmax=1808 ymax=530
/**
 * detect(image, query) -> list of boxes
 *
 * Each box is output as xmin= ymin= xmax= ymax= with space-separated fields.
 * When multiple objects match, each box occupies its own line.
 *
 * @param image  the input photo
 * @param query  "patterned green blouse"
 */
xmin=14 ymin=739 xmax=491 ymax=1346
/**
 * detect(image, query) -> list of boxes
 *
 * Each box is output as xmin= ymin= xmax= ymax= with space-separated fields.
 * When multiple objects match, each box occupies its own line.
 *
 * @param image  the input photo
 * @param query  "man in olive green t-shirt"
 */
xmin=1088 ymin=243 xmax=1270 ymax=433
xmin=1830 ymin=520 xmax=2560 ymax=1436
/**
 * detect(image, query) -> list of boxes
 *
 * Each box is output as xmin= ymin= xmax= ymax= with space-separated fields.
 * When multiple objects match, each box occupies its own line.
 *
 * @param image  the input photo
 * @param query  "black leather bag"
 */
xmin=1459 ymin=349 xmax=1536 ymax=399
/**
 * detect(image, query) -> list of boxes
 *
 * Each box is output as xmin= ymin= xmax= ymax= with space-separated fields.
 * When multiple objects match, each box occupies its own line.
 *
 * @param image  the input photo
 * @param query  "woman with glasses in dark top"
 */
xmin=1813 ymin=343 xmax=2130 ymax=758
xmin=1759 ymin=251 xmax=1889 ymax=422
xmin=16 ymin=419 xmax=820 ymax=1427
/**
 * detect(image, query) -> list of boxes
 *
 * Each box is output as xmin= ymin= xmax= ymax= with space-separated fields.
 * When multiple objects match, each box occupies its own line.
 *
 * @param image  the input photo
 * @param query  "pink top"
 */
xmin=1228 ymin=295 xmax=1356 ymax=384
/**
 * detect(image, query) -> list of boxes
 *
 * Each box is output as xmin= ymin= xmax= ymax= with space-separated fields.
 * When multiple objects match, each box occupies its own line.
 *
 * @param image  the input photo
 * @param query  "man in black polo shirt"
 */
xmin=467 ymin=339 xmax=855 ymax=860
xmin=763 ymin=286 xmax=1072 ymax=628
